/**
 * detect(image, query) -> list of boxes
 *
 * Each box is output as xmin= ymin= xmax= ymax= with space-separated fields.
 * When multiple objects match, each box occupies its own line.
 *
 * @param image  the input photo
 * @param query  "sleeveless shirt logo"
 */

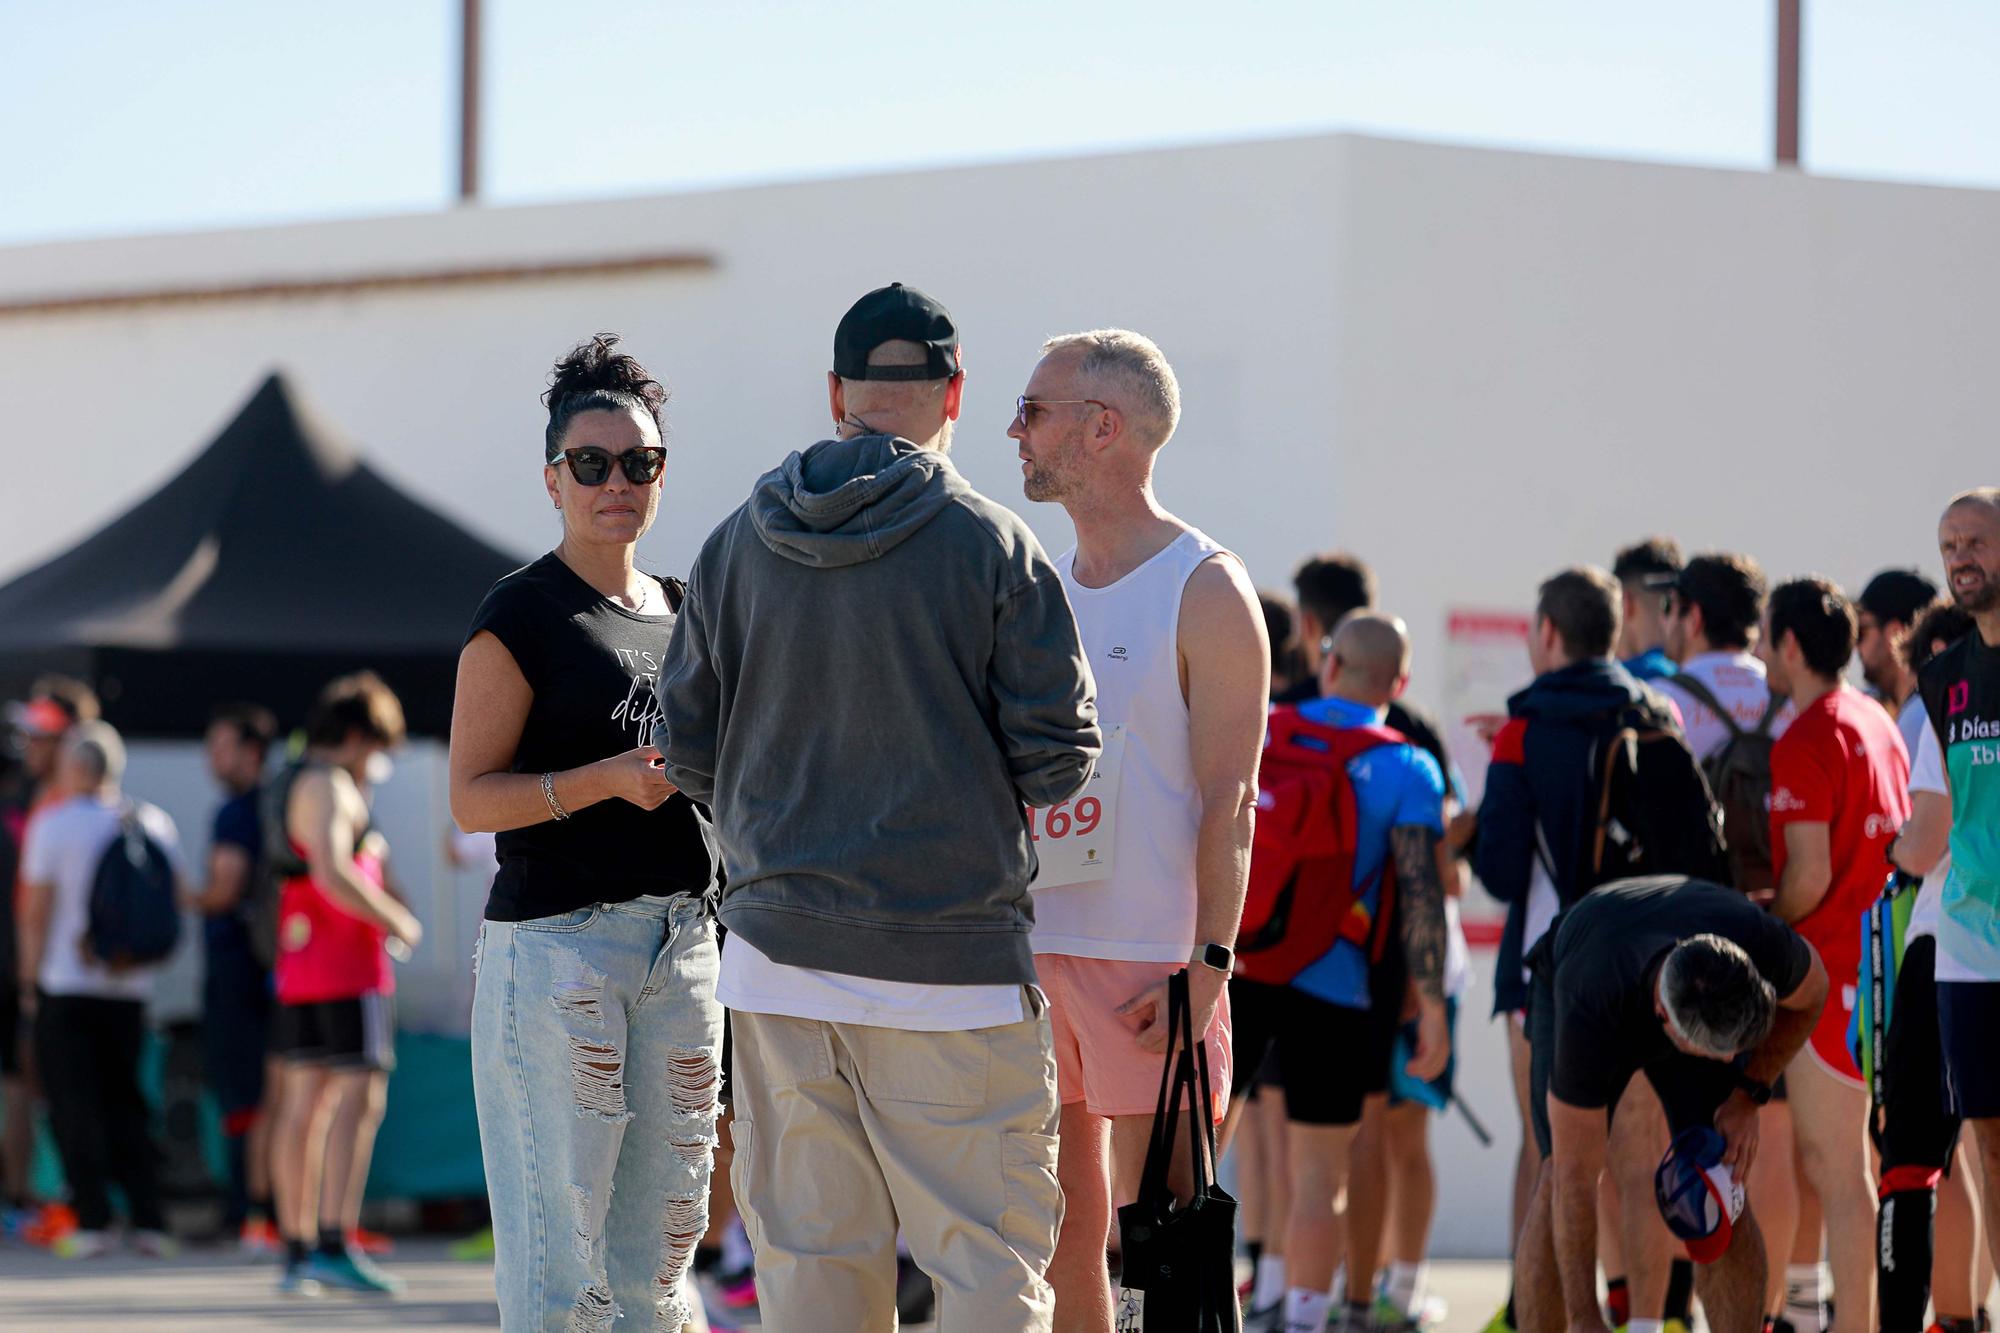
xmin=1107 ymin=646 xmax=1129 ymax=661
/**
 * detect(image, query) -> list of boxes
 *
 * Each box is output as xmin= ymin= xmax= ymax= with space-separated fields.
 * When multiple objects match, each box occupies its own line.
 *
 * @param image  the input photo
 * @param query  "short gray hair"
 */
xmin=1659 ymin=933 xmax=1776 ymax=1059
xmin=1041 ymin=328 xmax=1181 ymax=449
xmin=65 ymin=719 xmax=126 ymax=787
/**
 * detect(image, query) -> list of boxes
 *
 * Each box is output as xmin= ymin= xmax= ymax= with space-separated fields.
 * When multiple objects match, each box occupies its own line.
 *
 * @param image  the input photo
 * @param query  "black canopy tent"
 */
xmin=0 ymin=373 xmax=523 ymax=738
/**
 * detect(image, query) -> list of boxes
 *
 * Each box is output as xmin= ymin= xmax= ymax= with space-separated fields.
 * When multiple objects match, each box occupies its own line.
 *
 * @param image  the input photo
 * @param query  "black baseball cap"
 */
xmin=833 ymin=283 xmax=961 ymax=381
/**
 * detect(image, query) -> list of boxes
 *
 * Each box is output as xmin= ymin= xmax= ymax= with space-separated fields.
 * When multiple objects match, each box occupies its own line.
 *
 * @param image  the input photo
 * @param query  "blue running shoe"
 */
xmin=278 ymin=1255 xmax=322 ymax=1296
xmin=304 ymin=1247 xmax=404 ymax=1295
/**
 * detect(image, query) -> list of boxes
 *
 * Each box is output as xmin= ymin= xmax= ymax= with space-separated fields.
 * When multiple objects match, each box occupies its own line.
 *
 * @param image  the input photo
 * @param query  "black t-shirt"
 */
xmin=1547 ymin=876 xmax=1813 ymax=1109
xmin=466 ymin=553 xmax=716 ymax=922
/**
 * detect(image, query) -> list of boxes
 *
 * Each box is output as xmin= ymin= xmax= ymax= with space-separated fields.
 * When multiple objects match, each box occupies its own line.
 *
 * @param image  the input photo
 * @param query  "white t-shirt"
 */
xmin=21 ymin=794 xmax=186 ymax=1001
xmin=717 ymin=933 xmax=1025 ymax=1032
xmin=1653 ymin=651 xmax=1794 ymax=763
xmin=1901 ymin=696 xmax=1949 ymax=943
xmin=1909 ymin=718 xmax=1960 ymax=958
xmin=1443 ymin=897 xmax=1473 ymax=1000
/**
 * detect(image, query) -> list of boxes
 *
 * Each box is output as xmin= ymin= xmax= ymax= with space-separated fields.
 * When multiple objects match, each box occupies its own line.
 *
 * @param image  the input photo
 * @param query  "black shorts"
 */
xmin=0 ymin=986 xmax=19 ymax=1079
xmin=272 ymin=993 xmax=396 ymax=1072
xmin=203 ymin=934 xmax=274 ymax=1117
xmin=1938 ymin=978 xmax=2000 ymax=1121
xmin=1229 ymin=966 xmax=1403 ymax=1127
xmin=1528 ymin=957 xmax=1740 ymax=1159
xmin=1875 ymin=935 xmax=1960 ymax=1173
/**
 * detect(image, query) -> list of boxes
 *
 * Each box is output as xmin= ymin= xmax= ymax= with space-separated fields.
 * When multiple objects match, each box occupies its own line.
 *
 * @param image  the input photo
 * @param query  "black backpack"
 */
xmin=86 ymin=805 xmax=182 ymax=969
xmin=1668 ymin=675 xmax=1783 ymax=896
xmin=246 ymin=759 xmax=316 ymax=970
xmin=1573 ymin=696 xmax=1730 ymax=891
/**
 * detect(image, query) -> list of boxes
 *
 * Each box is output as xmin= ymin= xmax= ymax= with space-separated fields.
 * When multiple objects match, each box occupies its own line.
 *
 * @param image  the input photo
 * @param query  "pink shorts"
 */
xmin=1037 ymin=954 xmax=1232 ymax=1121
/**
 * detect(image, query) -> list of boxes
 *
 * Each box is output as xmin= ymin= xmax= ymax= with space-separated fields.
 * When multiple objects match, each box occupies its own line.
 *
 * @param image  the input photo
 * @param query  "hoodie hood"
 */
xmin=1508 ymin=658 xmax=1651 ymax=723
xmin=749 ymin=434 xmax=969 ymax=568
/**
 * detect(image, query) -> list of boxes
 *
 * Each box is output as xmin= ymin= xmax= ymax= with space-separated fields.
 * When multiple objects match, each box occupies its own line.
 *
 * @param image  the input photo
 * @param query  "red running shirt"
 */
xmin=1769 ymin=688 xmax=1909 ymax=1080
xmin=273 ymin=845 xmax=394 ymax=1004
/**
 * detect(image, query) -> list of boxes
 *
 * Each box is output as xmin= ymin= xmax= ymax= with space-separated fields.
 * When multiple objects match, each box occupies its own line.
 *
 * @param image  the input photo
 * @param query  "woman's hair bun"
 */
xmin=542 ymin=333 xmax=668 ymax=460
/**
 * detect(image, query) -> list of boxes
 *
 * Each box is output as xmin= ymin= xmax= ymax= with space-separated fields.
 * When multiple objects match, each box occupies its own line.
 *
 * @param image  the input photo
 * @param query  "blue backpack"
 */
xmin=87 ymin=806 xmax=181 ymax=969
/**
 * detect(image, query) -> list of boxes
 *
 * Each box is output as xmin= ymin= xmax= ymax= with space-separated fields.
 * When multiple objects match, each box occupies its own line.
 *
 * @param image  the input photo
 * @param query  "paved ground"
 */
xmin=0 ymin=1237 xmax=1513 ymax=1331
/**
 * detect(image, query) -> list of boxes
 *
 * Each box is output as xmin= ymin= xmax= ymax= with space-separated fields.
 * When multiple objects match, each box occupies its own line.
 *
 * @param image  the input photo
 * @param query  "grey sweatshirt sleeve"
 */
xmin=992 ymin=571 xmax=1102 ymax=808
xmin=655 ymin=575 xmax=720 ymax=807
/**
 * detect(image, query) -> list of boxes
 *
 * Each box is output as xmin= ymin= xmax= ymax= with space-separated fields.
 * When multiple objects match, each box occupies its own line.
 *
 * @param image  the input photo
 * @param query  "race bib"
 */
xmin=1029 ymin=726 xmax=1124 ymax=890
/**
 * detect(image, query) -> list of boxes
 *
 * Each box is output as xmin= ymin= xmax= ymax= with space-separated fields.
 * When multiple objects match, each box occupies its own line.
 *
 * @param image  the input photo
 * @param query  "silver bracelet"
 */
xmin=541 ymin=771 xmax=570 ymax=822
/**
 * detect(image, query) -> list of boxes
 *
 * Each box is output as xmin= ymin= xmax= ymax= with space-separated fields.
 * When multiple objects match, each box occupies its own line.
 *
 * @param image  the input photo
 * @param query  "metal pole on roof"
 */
xmin=459 ymin=0 xmax=482 ymax=202
xmin=1775 ymin=0 xmax=1802 ymax=167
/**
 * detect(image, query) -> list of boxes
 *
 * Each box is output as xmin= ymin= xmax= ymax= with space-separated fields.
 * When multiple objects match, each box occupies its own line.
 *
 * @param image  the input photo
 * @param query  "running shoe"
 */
xmin=347 ymin=1225 xmax=395 ymax=1256
xmin=238 ymin=1217 xmax=282 ymax=1256
xmin=130 ymin=1230 xmax=179 ymax=1259
xmin=1241 ymin=1297 xmax=1285 ymax=1332
xmin=1374 ymin=1294 xmax=1449 ymax=1332
xmin=278 ymin=1255 xmax=322 ymax=1296
xmin=448 ymin=1226 xmax=495 ymax=1262
xmin=1665 ymin=1320 xmax=1692 ymax=1333
xmin=23 ymin=1202 xmax=77 ymax=1248
xmin=52 ymin=1229 xmax=111 ymax=1259
xmin=1480 ymin=1305 xmax=1518 ymax=1333
xmin=304 ymin=1246 xmax=405 ymax=1295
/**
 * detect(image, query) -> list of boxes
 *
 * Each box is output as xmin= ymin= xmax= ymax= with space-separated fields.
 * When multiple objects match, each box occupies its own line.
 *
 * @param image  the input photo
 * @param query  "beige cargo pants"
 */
xmin=729 ymin=989 xmax=1063 ymax=1331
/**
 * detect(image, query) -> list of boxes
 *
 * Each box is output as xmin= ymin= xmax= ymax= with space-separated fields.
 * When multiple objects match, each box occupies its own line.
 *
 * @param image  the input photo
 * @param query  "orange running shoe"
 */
xmin=347 ymin=1226 xmax=394 ymax=1256
xmin=239 ymin=1217 xmax=283 ymax=1256
xmin=23 ymin=1202 xmax=78 ymax=1248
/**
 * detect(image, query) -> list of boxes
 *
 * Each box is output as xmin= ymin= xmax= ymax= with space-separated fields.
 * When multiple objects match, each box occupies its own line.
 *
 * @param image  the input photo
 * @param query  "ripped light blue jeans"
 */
xmin=472 ymin=893 xmax=723 ymax=1332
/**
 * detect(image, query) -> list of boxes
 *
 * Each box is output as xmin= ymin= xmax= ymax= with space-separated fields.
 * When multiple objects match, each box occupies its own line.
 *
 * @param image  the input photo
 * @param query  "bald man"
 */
xmin=1228 ymin=613 xmax=1453 ymax=1333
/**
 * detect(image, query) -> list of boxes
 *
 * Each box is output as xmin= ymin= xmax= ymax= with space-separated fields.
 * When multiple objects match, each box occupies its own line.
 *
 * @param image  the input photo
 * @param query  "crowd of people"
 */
xmin=0 ymin=671 xmax=417 ymax=1291
xmin=1 ymin=278 xmax=1996 ymax=1333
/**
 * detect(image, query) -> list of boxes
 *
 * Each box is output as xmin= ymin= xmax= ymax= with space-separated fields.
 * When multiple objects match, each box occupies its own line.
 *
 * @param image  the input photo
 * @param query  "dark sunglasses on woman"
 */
xmin=554 ymin=446 xmax=667 ymax=486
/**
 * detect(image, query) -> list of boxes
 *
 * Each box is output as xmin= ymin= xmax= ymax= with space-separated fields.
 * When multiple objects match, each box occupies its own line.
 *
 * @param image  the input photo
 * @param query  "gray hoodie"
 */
xmin=657 ymin=434 xmax=1100 ymax=986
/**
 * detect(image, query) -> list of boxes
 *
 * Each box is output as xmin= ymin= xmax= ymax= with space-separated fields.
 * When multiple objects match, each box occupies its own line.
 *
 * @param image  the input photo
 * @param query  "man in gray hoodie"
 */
xmin=657 ymin=282 xmax=1100 ymax=1332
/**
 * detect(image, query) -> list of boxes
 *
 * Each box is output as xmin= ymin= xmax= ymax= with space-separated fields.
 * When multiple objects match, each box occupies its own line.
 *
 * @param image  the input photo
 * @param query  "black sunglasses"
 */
xmin=554 ymin=446 xmax=667 ymax=486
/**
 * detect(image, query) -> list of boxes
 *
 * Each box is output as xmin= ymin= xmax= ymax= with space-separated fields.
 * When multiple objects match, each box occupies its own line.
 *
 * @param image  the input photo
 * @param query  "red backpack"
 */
xmin=1236 ymin=708 xmax=1406 ymax=985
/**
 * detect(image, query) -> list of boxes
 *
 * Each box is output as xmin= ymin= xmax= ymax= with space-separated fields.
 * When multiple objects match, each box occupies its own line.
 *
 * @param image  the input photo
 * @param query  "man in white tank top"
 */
xmin=1010 ymin=329 xmax=1271 ymax=1331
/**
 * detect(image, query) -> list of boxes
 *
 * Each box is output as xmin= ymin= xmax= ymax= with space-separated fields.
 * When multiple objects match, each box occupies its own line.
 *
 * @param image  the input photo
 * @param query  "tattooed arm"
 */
xmin=1391 ymin=822 xmax=1451 ymax=1080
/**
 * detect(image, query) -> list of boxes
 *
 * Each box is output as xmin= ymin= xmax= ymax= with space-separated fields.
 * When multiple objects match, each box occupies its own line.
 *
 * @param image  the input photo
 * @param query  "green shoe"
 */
xmin=304 ymin=1247 xmax=404 ymax=1295
xmin=1480 ymin=1306 xmax=1517 ymax=1333
xmin=449 ymin=1227 xmax=495 ymax=1262
xmin=1377 ymin=1293 xmax=1452 ymax=1332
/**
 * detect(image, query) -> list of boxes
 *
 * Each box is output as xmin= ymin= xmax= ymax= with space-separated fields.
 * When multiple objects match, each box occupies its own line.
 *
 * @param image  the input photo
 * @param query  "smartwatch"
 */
xmin=1736 ymin=1074 xmax=1774 ymax=1106
xmin=1192 ymin=942 xmax=1234 ymax=974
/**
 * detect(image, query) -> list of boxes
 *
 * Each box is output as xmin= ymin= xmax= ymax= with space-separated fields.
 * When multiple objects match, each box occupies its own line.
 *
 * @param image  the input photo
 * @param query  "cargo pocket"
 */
xmin=861 ymin=1027 xmax=991 ymax=1107
xmin=727 ymin=1118 xmax=762 ymax=1246
xmin=999 ymin=1130 xmax=1063 ymax=1275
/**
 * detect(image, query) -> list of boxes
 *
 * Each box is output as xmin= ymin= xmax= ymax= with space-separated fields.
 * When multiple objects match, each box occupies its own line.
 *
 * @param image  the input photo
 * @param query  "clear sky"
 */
xmin=4 ymin=0 xmax=1998 ymax=249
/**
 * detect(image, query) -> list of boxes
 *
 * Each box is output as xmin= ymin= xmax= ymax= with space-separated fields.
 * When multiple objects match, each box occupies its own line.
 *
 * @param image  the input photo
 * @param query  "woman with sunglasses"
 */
xmin=449 ymin=334 xmax=722 ymax=1332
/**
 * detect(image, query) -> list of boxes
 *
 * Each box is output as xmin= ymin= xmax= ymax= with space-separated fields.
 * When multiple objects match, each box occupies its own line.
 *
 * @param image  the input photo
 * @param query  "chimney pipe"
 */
xmin=459 ymin=0 xmax=481 ymax=202
xmin=1775 ymin=0 xmax=1802 ymax=167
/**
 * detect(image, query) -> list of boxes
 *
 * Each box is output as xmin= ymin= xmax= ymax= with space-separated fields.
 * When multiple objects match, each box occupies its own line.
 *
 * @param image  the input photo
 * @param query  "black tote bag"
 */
xmin=1115 ymin=968 xmax=1240 ymax=1332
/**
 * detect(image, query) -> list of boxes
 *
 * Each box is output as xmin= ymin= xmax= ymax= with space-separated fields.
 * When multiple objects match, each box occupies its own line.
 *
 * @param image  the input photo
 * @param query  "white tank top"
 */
xmin=1031 ymin=527 xmax=1230 ymax=963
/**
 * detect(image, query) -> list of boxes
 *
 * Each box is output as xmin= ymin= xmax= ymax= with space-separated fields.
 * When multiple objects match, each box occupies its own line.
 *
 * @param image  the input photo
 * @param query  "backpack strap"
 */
xmin=1667 ymin=674 xmax=1745 ymax=741
xmin=1751 ymin=690 xmax=1784 ymax=738
xmin=658 ymin=574 xmax=687 ymax=614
